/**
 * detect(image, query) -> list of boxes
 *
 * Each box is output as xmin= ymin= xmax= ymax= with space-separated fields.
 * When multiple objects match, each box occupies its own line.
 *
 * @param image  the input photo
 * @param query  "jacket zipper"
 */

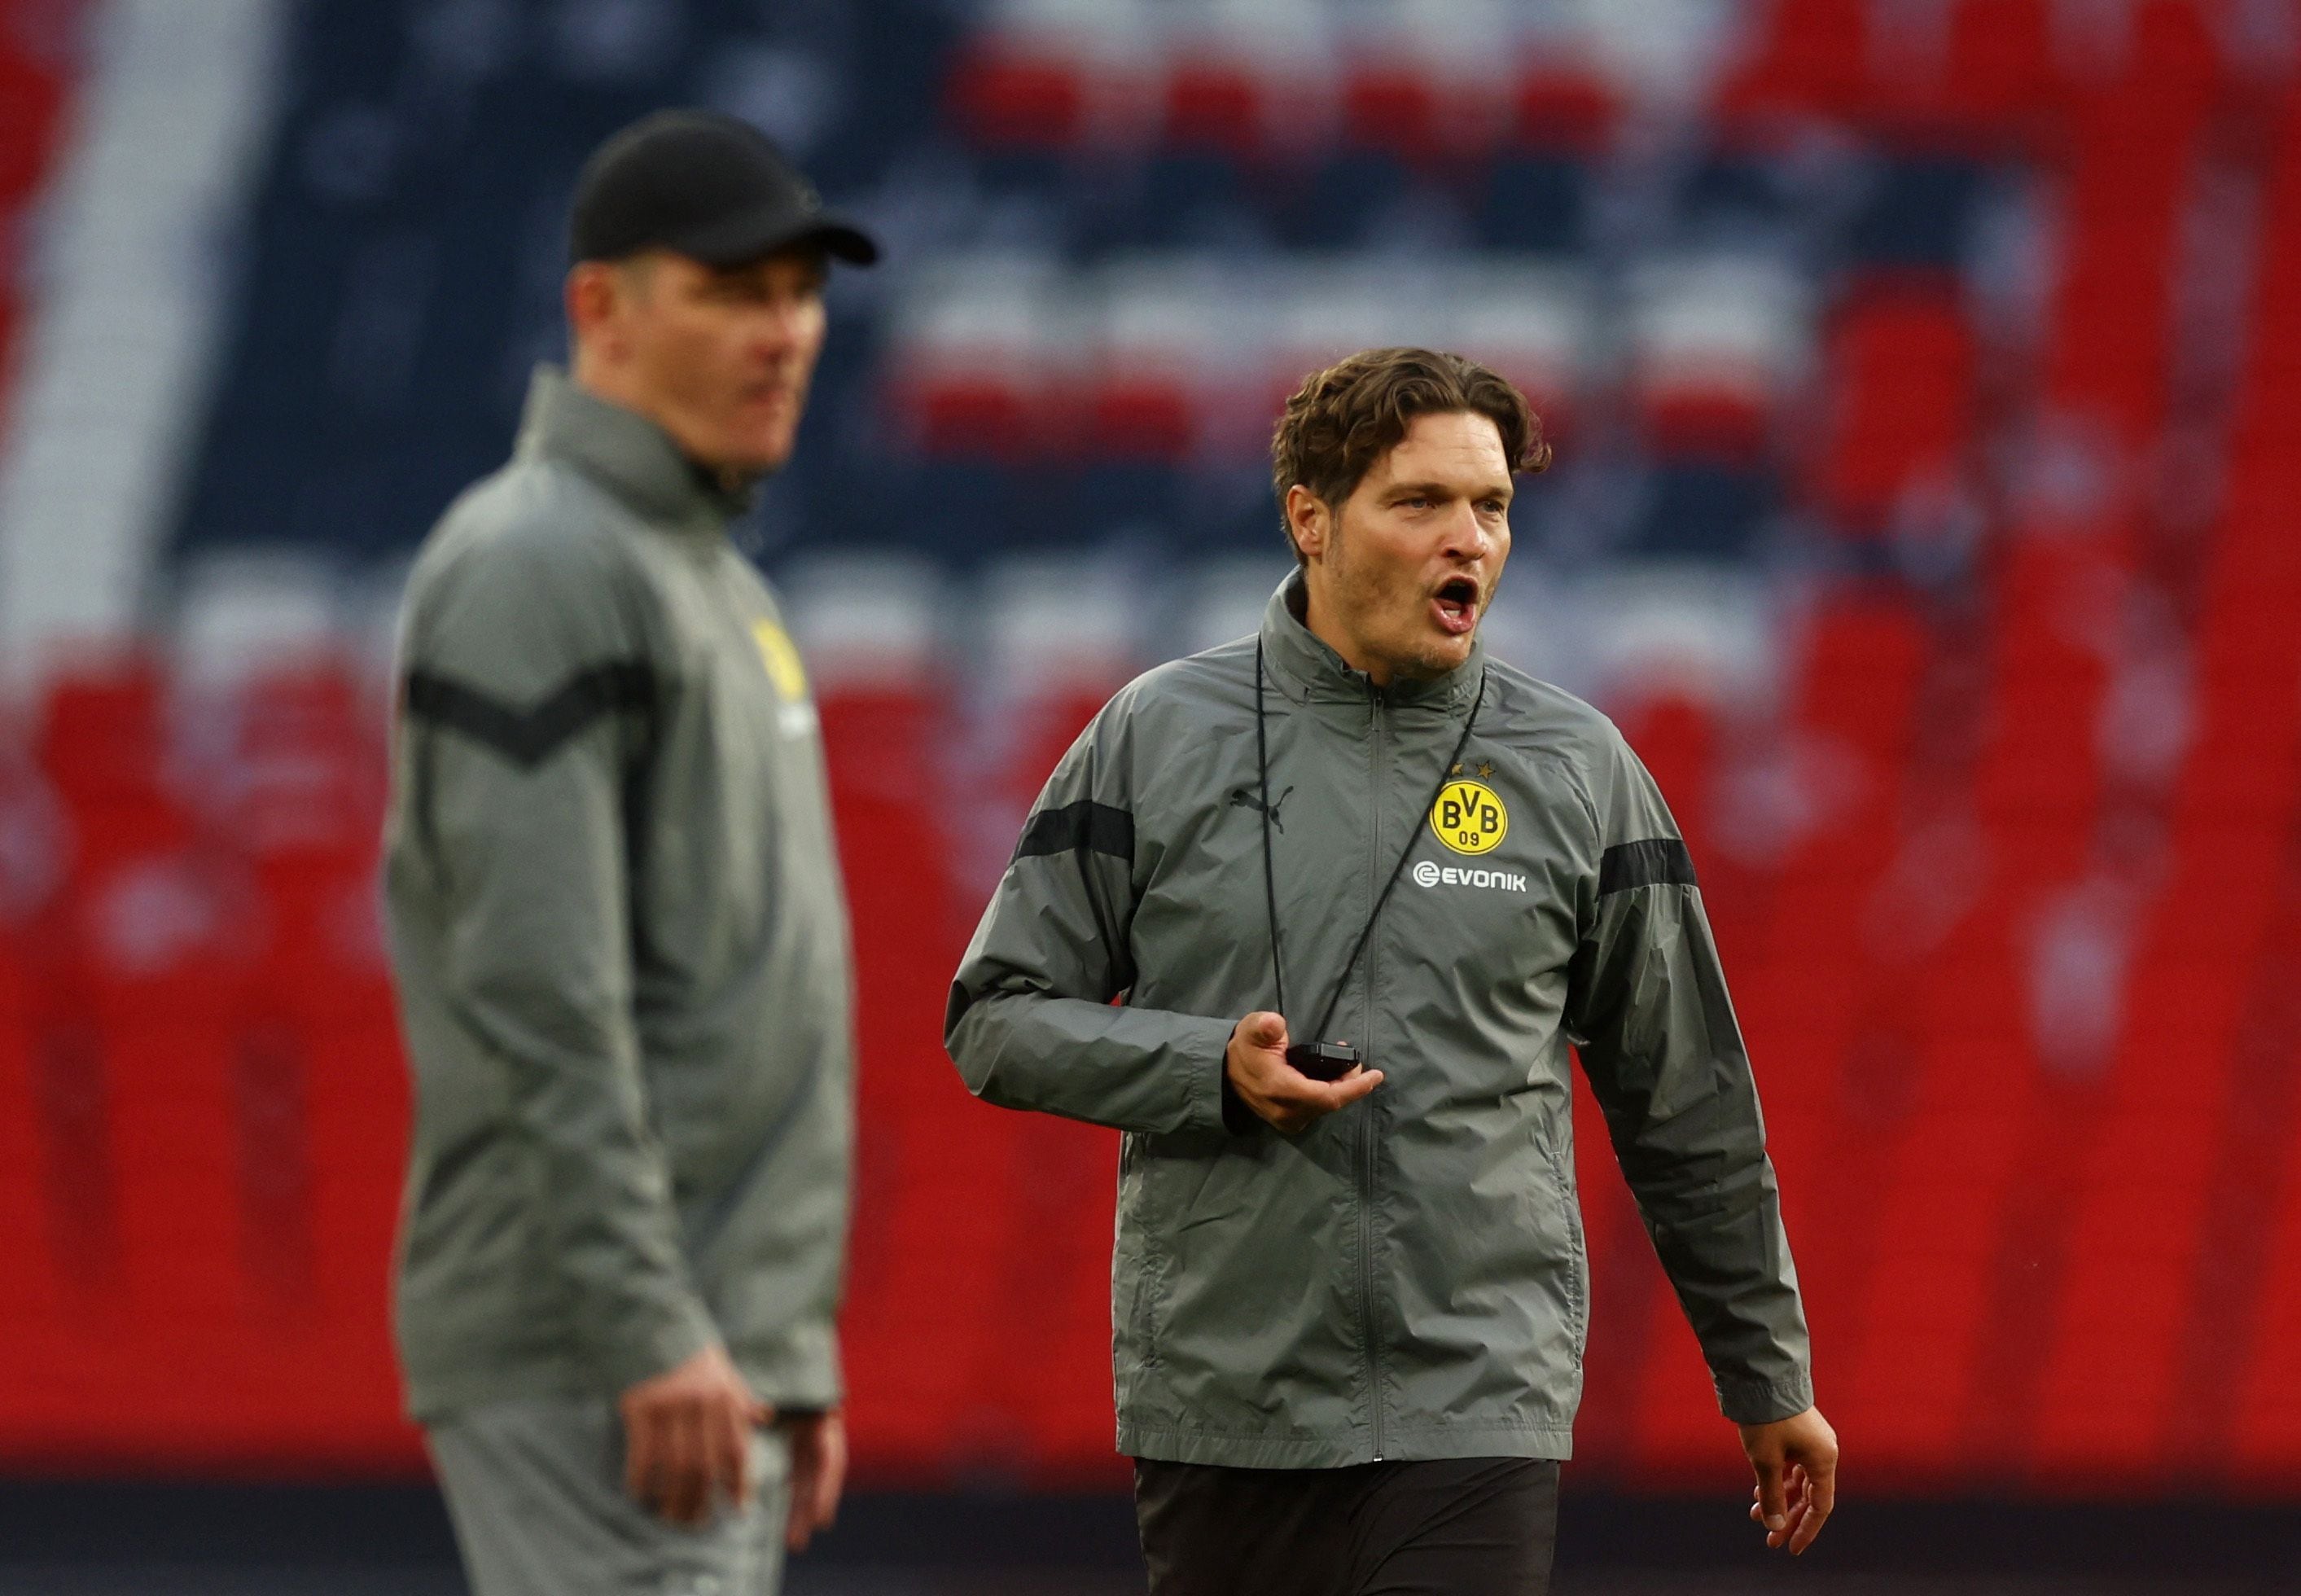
xmin=1362 ymin=684 xmax=1385 ymax=1462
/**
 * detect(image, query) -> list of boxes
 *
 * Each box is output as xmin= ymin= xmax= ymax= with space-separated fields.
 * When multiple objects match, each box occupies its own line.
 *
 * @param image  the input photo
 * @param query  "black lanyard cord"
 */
xmin=1256 ymin=640 xmax=1289 ymax=1022
xmin=1256 ymin=641 xmax=1487 ymax=1050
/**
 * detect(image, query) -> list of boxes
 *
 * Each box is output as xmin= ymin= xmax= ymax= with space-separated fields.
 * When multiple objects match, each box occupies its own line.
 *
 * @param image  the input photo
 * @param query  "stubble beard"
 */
xmin=1331 ymin=546 xmax=1470 ymax=684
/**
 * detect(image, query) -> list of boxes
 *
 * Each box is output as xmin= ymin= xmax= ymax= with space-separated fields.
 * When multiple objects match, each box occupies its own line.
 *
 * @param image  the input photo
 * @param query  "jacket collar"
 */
xmin=514 ymin=366 xmax=757 ymax=535
xmin=1258 ymin=569 xmax=1486 ymax=709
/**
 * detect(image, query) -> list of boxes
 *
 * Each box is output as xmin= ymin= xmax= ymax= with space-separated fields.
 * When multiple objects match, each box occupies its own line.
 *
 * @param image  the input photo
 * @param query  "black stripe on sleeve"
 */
xmin=403 ymin=661 xmax=656 ymax=769
xmin=1014 ymin=800 xmax=1134 ymax=864
xmin=1598 ymin=837 xmax=1698 ymax=896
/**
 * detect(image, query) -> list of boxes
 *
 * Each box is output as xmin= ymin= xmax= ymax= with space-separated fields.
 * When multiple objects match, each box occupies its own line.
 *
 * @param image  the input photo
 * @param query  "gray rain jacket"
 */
xmin=384 ymin=369 xmax=852 ymax=1422
xmin=946 ymin=576 xmax=1812 ymax=1468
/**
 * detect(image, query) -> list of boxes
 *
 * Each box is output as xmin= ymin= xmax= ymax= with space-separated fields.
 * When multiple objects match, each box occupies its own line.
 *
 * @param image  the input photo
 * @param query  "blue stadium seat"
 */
xmin=1476 ymin=153 xmax=1590 ymax=253
xmin=973 ymin=146 xmax=1072 ymax=204
xmin=1675 ymin=155 xmax=1800 ymax=250
xmin=1628 ymin=464 xmax=1776 ymax=560
xmin=1072 ymin=460 xmax=1183 ymax=542
xmin=1117 ymin=148 xmax=1265 ymax=253
xmin=1275 ymin=147 xmax=1417 ymax=250
xmin=1849 ymin=156 xmax=1989 ymax=271
xmin=890 ymin=458 xmax=1097 ymax=562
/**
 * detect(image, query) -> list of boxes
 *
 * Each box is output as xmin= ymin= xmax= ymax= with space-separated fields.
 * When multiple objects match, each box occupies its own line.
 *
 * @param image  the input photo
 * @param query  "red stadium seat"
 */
xmin=2175 ymin=653 xmax=2301 ymax=830
xmin=1339 ymin=63 xmax=1442 ymax=160
xmin=1080 ymin=374 xmax=1198 ymax=462
xmin=1842 ymin=1097 xmax=2030 ymax=1467
xmin=1562 ymin=1069 xmax=1665 ymax=1477
xmin=191 ymin=661 xmax=388 ymax=980
xmin=2041 ymin=99 xmax=2193 ymax=450
xmin=1909 ymin=908 xmax=2026 ymax=1052
xmin=1931 ymin=0 xmax=2061 ymax=138
xmin=1626 ymin=1290 xmax=1747 ymax=1482
xmin=1511 ymin=63 xmax=1617 ymax=152
xmin=1614 ymin=695 xmax=1716 ymax=854
xmin=1830 ymin=0 xmax=2067 ymax=147
xmin=1791 ymin=590 xmax=1930 ymax=750
xmin=884 ymin=257 xmax=1072 ymax=467
xmin=982 ymin=1115 xmax=1126 ymax=1480
xmin=947 ymin=46 xmax=1092 ymax=151
xmin=2094 ymin=0 xmax=2227 ymax=132
xmin=1715 ymin=0 xmax=1872 ymax=123
xmin=0 ymin=939 xmax=70 ymax=1429
xmin=1815 ymin=284 xmax=1976 ymax=525
xmin=1161 ymin=55 xmax=1266 ymax=158
xmin=2033 ymin=1185 xmax=2219 ymax=1480
xmin=1626 ymin=256 xmax=1810 ymax=463
xmin=901 ymin=373 xmax=1045 ymax=462
xmin=2233 ymin=1138 xmax=2301 ymax=1480
xmin=0 ymin=19 xmax=71 ymax=209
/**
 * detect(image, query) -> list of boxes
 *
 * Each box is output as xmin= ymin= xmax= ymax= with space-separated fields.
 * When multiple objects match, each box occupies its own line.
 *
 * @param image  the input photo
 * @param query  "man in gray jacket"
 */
xmin=384 ymin=112 xmax=874 ymax=1595
xmin=948 ymin=348 xmax=1838 ymax=1594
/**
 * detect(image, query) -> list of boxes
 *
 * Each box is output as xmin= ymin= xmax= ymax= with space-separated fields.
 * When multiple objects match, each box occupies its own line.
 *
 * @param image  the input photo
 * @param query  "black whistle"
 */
xmin=1286 ymin=1041 xmax=1360 ymax=1081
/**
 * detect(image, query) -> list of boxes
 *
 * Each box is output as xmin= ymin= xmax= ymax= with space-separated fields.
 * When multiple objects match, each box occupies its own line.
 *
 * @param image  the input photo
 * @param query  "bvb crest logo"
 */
xmin=1430 ymin=771 xmax=1508 ymax=857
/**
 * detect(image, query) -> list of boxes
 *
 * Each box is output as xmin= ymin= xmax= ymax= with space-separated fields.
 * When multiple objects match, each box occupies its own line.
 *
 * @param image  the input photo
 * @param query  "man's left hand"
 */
xmin=1739 ymin=1405 xmax=1838 ymax=1554
xmin=785 ymin=1410 xmax=846 ymax=1552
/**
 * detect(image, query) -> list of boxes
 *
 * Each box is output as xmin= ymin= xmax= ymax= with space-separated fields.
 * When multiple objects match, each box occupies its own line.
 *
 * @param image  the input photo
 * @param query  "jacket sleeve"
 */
xmin=400 ymin=535 xmax=717 ymax=1393
xmin=1563 ymin=728 xmax=1814 ymax=1427
xmin=945 ymin=697 xmax=1235 ymax=1136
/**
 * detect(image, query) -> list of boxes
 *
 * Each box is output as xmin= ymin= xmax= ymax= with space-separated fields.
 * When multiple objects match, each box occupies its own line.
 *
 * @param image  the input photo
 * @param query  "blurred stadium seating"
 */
xmin=2 ymin=0 xmax=2299 ymax=1512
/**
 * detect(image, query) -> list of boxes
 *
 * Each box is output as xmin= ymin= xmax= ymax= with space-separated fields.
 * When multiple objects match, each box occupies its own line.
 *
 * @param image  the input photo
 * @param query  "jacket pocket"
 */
xmin=1114 ymin=1142 xmax=1171 ymax=1392
xmin=1120 ymin=1248 xmax=1166 ymax=1375
xmin=1544 ymin=1145 xmax=1589 ymax=1367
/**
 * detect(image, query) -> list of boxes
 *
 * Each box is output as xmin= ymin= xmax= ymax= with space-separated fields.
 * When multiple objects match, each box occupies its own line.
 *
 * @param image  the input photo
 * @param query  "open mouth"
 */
xmin=1431 ymin=577 xmax=1479 ymax=637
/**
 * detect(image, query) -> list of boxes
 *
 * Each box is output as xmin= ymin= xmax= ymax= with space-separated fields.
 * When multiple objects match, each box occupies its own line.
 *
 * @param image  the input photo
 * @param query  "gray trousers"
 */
xmin=427 ymin=1396 xmax=792 ymax=1596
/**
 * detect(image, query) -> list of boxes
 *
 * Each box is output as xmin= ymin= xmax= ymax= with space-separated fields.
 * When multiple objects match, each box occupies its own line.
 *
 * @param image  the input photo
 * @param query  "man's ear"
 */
xmin=1285 ymin=484 xmax=1330 ymax=562
xmin=565 ymin=261 xmax=626 ymax=352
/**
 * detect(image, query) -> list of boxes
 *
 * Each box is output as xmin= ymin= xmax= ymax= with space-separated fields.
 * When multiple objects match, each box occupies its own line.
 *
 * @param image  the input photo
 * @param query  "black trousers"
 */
xmin=1133 ymin=1456 xmax=1559 ymax=1596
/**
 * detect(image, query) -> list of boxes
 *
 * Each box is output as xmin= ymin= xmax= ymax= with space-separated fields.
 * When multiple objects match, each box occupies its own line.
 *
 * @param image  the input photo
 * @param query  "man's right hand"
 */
xmin=619 ymin=1344 xmax=771 ymax=1526
xmin=1225 ymin=1011 xmax=1384 ymax=1134
xmin=1742 ymin=1405 xmax=1839 ymax=1555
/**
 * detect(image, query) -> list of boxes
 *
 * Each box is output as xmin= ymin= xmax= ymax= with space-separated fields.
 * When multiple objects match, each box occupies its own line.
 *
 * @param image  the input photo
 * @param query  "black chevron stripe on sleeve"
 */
xmin=403 ymin=661 xmax=657 ymax=769
xmin=1013 ymin=800 xmax=1134 ymax=864
xmin=1598 ymin=837 xmax=1698 ymax=897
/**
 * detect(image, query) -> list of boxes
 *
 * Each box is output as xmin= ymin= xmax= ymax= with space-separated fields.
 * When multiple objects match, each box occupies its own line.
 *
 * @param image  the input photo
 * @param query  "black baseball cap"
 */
xmin=569 ymin=109 xmax=879 ymax=270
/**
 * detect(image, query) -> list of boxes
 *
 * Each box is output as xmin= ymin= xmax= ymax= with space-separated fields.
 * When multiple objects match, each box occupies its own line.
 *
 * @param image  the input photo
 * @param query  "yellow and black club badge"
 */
xmin=1431 ymin=774 xmax=1509 ymax=856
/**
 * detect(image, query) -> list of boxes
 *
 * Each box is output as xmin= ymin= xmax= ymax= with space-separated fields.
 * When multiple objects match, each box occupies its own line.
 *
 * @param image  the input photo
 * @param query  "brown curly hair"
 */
xmin=1270 ymin=347 xmax=1552 ymax=564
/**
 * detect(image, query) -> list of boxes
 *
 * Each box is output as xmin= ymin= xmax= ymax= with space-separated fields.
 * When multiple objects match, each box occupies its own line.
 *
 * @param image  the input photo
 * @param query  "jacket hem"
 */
xmin=404 ymin=1352 xmax=842 ymax=1425
xmin=1118 ymin=1419 xmax=1574 ymax=1469
xmin=405 ymin=1357 xmax=600 ymax=1425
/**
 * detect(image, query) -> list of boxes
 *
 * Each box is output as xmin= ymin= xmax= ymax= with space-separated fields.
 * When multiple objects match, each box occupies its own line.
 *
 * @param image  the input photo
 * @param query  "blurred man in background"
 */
xmin=948 ymin=349 xmax=1836 ymax=1594
xmin=381 ymin=111 xmax=876 ymax=1596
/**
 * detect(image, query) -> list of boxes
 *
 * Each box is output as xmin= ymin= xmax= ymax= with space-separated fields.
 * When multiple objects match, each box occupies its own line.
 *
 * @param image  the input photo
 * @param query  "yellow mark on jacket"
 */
xmin=752 ymin=619 xmax=809 ymax=703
